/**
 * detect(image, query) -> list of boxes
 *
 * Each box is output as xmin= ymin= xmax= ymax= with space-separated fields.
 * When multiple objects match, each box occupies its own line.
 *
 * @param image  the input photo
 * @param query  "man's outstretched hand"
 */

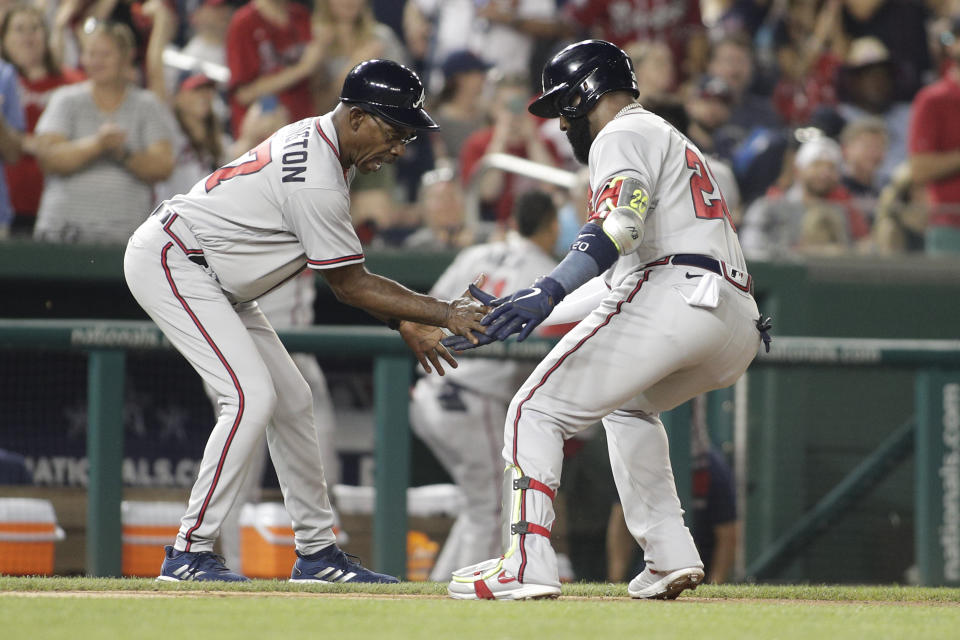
xmin=482 ymin=276 xmax=565 ymax=342
xmin=442 ymin=276 xmax=565 ymax=350
xmin=399 ymin=321 xmax=457 ymax=375
xmin=440 ymin=283 xmax=503 ymax=351
xmin=402 ymin=276 xmax=494 ymax=373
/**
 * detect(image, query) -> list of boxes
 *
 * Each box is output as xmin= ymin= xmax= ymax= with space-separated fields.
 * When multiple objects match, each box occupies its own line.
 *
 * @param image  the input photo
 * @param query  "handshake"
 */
xmin=441 ymin=277 xmax=565 ymax=352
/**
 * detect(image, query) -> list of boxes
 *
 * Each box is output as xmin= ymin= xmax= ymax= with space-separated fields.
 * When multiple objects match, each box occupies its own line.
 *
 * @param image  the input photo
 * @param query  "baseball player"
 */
xmin=443 ymin=40 xmax=771 ymax=600
xmin=409 ymin=190 xmax=560 ymax=581
xmin=124 ymin=59 xmax=489 ymax=583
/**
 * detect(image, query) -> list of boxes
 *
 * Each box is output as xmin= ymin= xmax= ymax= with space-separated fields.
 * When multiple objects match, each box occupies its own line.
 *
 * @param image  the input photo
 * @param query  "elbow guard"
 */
xmin=602 ymin=206 xmax=646 ymax=255
xmin=590 ymin=175 xmax=651 ymax=256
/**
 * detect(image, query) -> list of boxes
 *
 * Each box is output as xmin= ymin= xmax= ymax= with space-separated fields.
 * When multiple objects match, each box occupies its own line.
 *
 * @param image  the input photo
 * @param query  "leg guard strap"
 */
xmin=511 ymin=521 xmax=552 ymax=538
xmin=513 ymin=476 xmax=556 ymax=501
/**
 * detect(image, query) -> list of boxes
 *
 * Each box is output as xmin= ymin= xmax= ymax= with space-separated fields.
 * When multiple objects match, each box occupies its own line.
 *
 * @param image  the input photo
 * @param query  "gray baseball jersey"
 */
xmin=593 ymin=108 xmax=748 ymax=290
xmin=164 ymin=114 xmax=362 ymax=303
xmin=459 ymin=105 xmax=761 ymax=591
xmin=124 ymin=113 xmax=360 ymax=555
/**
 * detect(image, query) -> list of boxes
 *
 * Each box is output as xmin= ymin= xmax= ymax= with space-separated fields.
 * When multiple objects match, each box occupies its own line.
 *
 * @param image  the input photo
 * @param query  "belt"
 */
xmin=670 ymin=254 xmax=722 ymax=275
xmin=645 ymin=253 xmax=753 ymax=294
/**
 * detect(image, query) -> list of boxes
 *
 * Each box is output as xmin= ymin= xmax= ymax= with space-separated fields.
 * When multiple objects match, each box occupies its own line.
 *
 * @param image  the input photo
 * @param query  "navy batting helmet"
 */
xmin=340 ymin=59 xmax=438 ymax=130
xmin=528 ymin=40 xmax=639 ymax=120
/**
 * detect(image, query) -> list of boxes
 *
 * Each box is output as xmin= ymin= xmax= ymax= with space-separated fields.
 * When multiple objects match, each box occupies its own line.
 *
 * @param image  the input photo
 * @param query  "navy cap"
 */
xmin=442 ymin=50 xmax=493 ymax=78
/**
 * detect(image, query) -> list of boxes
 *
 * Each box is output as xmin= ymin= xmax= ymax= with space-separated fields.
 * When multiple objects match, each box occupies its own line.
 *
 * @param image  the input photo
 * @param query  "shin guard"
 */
xmin=501 ymin=464 xmax=559 ymax=585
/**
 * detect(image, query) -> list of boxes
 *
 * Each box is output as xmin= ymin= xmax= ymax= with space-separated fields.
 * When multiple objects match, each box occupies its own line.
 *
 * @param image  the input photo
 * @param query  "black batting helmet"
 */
xmin=528 ymin=40 xmax=639 ymax=120
xmin=340 ymin=59 xmax=439 ymax=130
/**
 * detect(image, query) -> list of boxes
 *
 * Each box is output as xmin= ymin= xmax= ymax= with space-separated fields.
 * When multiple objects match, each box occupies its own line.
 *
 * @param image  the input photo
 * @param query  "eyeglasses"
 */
xmin=369 ymin=114 xmax=417 ymax=147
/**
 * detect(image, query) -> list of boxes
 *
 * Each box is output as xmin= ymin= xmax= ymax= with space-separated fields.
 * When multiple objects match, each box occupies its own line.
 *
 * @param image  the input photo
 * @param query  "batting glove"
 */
xmin=441 ymin=330 xmax=498 ymax=352
xmin=467 ymin=283 xmax=498 ymax=307
xmin=482 ymin=276 xmax=566 ymax=342
xmin=439 ymin=283 xmax=503 ymax=352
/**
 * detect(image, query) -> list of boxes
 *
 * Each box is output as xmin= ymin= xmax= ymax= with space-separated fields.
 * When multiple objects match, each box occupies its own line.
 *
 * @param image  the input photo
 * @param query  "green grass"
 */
xmin=2 ymin=578 xmax=959 ymax=640
xmin=3 ymin=576 xmax=960 ymax=602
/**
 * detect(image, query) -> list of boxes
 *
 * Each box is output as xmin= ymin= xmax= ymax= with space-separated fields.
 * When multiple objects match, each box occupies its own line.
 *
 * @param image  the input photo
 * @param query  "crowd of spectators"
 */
xmin=0 ymin=0 xmax=958 ymax=258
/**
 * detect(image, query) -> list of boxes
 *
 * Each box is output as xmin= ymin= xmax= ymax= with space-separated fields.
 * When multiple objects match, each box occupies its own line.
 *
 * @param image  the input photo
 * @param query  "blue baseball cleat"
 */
xmin=157 ymin=545 xmax=250 ymax=582
xmin=290 ymin=544 xmax=399 ymax=583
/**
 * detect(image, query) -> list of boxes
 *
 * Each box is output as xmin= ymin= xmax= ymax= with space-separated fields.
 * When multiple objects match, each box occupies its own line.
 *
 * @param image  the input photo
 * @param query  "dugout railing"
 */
xmin=745 ymin=337 xmax=960 ymax=586
xmin=2 ymin=320 xmax=960 ymax=586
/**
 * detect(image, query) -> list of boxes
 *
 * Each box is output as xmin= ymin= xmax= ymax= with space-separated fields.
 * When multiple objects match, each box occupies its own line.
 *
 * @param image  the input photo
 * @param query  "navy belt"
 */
xmin=645 ymin=254 xmax=753 ymax=294
xmin=670 ymin=254 xmax=722 ymax=275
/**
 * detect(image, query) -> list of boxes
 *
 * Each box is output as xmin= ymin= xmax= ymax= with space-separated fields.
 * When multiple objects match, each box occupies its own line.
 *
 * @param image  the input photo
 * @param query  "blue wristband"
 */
xmin=571 ymin=222 xmax=619 ymax=272
xmin=549 ymin=222 xmax=619 ymax=294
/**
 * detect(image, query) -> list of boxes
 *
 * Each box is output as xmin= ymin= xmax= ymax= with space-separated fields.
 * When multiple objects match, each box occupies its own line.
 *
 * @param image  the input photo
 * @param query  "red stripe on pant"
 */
xmin=161 ymin=242 xmax=246 ymax=551
xmin=509 ymin=273 xmax=648 ymax=581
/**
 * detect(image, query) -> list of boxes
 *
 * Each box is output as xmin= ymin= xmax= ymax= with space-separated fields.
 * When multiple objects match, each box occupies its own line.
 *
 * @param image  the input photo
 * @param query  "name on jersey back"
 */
xmin=281 ymin=120 xmax=311 ymax=183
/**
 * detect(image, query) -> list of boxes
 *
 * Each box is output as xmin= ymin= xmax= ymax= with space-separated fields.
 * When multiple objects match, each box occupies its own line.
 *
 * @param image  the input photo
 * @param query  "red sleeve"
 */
xmin=226 ymin=11 xmax=260 ymax=90
xmin=62 ymin=68 xmax=86 ymax=83
xmin=908 ymin=89 xmax=939 ymax=154
xmin=459 ymin=129 xmax=492 ymax=186
xmin=291 ymin=3 xmax=312 ymax=39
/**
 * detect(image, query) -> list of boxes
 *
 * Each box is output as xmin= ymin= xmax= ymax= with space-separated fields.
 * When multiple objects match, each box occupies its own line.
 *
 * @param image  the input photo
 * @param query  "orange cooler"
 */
xmin=240 ymin=502 xmax=297 ymax=579
xmin=0 ymin=498 xmax=64 ymax=575
xmin=121 ymin=501 xmax=184 ymax=577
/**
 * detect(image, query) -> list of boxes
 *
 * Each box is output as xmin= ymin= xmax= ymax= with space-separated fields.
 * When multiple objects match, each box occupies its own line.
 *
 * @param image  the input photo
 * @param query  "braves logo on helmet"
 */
xmin=340 ymin=59 xmax=438 ymax=130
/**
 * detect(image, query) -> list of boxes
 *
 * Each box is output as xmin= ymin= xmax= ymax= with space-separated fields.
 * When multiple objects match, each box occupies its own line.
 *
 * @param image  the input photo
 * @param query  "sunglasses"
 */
xmin=369 ymin=114 xmax=418 ymax=146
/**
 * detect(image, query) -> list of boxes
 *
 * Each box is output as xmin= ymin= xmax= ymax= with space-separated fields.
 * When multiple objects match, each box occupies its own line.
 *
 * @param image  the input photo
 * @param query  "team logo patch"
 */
xmin=722 ymin=263 xmax=751 ymax=292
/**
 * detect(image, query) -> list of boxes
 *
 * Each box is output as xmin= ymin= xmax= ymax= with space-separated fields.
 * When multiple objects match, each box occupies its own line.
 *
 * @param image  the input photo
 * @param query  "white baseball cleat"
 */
xmin=628 ymin=566 xmax=704 ymax=600
xmin=448 ymin=557 xmax=561 ymax=601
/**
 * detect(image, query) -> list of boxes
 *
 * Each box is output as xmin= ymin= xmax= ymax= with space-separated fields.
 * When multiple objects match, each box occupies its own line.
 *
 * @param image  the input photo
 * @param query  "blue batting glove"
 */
xmin=482 ymin=276 xmax=566 ymax=342
xmin=468 ymin=283 xmax=500 ymax=307
xmin=441 ymin=330 xmax=497 ymax=352
xmin=439 ymin=283 xmax=505 ymax=351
